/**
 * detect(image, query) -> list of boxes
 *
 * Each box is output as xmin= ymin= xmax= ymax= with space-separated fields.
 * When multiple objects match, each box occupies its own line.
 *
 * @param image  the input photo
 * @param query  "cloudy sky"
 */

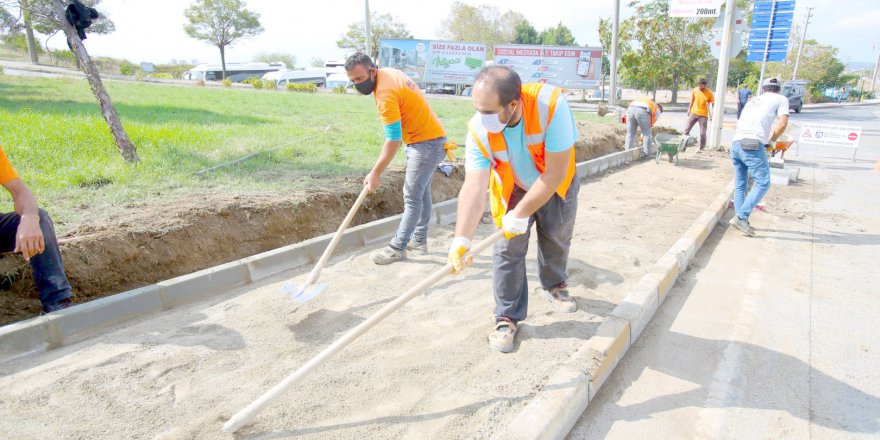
xmin=58 ymin=0 xmax=880 ymax=67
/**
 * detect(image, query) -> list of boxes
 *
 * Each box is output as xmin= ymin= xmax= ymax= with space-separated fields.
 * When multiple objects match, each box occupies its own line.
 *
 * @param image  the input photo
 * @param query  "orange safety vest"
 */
xmin=630 ymin=97 xmax=661 ymax=126
xmin=467 ymin=83 xmax=577 ymax=228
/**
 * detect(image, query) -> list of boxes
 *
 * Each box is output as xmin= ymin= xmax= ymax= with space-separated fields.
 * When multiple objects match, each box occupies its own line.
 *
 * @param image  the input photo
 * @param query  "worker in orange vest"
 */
xmin=684 ymin=78 xmax=714 ymax=151
xmin=625 ymin=97 xmax=663 ymax=156
xmin=447 ymin=66 xmax=580 ymax=353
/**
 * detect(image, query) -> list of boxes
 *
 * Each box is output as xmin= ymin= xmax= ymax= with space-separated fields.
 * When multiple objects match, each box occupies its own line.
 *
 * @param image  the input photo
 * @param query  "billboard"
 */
xmin=379 ymin=39 xmax=487 ymax=85
xmin=493 ymin=45 xmax=602 ymax=89
xmin=424 ymin=41 xmax=487 ymax=84
xmin=378 ymin=39 xmax=430 ymax=83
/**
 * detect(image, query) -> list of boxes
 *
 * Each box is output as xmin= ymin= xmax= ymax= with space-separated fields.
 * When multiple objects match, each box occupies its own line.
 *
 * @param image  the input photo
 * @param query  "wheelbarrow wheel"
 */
xmin=668 ymin=153 xmax=675 ymax=163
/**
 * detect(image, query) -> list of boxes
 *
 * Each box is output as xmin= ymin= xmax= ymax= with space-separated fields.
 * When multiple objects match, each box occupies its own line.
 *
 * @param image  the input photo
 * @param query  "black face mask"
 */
xmin=355 ymin=69 xmax=377 ymax=95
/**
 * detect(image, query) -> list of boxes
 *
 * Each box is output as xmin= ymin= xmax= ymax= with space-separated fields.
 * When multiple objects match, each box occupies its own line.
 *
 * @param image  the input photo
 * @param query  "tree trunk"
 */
xmin=671 ymin=74 xmax=679 ymax=104
xmin=219 ymin=45 xmax=227 ymax=80
xmin=52 ymin=0 xmax=139 ymax=163
xmin=22 ymin=1 xmax=39 ymax=64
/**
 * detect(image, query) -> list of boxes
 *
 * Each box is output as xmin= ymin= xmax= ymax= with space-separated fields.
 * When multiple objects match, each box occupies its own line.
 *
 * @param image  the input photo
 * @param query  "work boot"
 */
xmin=406 ymin=238 xmax=428 ymax=255
xmin=371 ymin=245 xmax=406 ymax=265
xmin=41 ymin=298 xmax=74 ymax=315
xmin=729 ymin=216 xmax=756 ymax=237
xmin=542 ymin=284 xmax=578 ymax=313
xmin=489 ymin=317 xmax=517 ymax=353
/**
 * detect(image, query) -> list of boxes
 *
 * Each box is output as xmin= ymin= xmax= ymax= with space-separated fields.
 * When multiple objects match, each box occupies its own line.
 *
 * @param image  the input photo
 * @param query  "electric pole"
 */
xmin=871 ymin=45 xmax=880 ymax=96
xmin=610 ymin=0 xmax=620 ymax=106
xmin=708 ymin=0 xmax=737 ymax=149
xmin=364 ymin=0 xmax=372 ymax=59
xmin=792 ymin=6 xmax=814 ymax=81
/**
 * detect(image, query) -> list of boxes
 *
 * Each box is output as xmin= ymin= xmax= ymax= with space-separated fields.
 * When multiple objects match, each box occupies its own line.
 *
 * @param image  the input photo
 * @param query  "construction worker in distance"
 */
xmin=0 ymin=146 xmax=74 ymax=314
xmin=345 ymin=53 xmax=448 ymax=265
xmin=625 ymin=97 xmax=663 ymax=157
xmin=684 ymin=78 xmax=714 ymax=151
xmin=447 ymin=65 xmax=579 ymax=353
xmin=728 ymin=77 xmax=790 ymax=237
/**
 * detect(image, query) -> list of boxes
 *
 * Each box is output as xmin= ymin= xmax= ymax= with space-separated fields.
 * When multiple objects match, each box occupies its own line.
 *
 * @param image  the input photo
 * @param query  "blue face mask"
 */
xmin=481 ymin=101 xmax=518 ymax=133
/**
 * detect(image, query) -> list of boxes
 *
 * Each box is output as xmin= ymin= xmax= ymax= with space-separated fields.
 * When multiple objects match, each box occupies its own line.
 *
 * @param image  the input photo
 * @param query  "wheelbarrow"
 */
xmin=654 ymin=133 xmax=689 ymax=165
xmin=766 ymin=134 xmax=795 ymax=159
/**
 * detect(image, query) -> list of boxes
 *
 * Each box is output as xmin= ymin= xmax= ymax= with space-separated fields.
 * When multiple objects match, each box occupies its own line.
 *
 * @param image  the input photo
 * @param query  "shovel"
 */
xmin=280 ymin=185 xmax=370 ymax=302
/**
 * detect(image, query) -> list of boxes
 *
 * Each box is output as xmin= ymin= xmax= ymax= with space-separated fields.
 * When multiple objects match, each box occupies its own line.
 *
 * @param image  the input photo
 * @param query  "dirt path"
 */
xmin=0 ymin=121 xmax=626 ymax=325
xmin=0 ymin=148 xmax=732 ymax=439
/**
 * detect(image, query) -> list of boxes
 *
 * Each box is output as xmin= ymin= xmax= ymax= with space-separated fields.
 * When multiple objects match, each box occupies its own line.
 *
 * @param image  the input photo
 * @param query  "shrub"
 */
xmin=332 ymin=85 xmax=347 ymax=94
xmin=119 ymin=61 xmax=138 ymax=76
xmin=195 ymin=79 xmax=206 ymax=87
xmin=149 ymin=73 xmax=173 ymax=79
xmin=222 ymin=78 xmax=232 ymax=88
xmin=286 ymin=82 xmax=318 ymax=93
xmin=263 ymin=80 xmax=277 ymax=90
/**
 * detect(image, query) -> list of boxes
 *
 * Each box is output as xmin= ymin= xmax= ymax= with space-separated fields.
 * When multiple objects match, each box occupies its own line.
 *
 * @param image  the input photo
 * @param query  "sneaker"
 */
xmin=489 ymin=317 xmax=517 ymax=353
xmin=41 ymin=298 xmax=74 ymax=314
xmin=406 ymin=238 xmax=428 ymax=255
xmin=542 ymin=284 xmax=578 ymax=313
xmin=729 ymin=216 xmax=755 ymax=237
xmin=370 ymin=245 xmax=406 ymax=265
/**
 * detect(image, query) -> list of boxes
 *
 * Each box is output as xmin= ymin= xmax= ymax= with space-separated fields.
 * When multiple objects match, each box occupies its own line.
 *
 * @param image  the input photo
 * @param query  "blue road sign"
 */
xmin=748 ymin=0 xmax=797 ymax=63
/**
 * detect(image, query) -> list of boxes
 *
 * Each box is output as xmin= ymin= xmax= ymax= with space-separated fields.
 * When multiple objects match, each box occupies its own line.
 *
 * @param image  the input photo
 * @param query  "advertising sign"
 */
xmin=379 ymin=39 xmax=487 ymax=85
xmin=493 ymin=45 xmax=602 ymax=89
xmin=378 ymin=39 xmax=430 ymax=82
xmin=799 ymin=122 xmax=862 ymax=161
xmin=668 ymin=0 xmax=722 ymax=17
xmin=424 ymin=41 xmax=487 ymax=85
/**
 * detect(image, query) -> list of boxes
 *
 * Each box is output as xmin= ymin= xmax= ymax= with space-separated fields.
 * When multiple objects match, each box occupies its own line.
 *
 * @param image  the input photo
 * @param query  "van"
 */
xmin=782 ymin=81 xmax=806 ymax=113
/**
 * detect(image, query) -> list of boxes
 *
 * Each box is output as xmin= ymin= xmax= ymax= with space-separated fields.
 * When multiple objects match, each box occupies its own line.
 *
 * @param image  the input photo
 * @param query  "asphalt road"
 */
xmin=569 ymin=104 xmax=880 ymax=439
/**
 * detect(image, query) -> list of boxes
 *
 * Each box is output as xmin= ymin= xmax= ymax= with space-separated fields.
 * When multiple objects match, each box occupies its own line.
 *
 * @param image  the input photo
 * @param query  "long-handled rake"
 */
xmin=223 ymin=230 xmax=505 ymax=433
xmin=280 ymin=185 xmax=370 ymax=302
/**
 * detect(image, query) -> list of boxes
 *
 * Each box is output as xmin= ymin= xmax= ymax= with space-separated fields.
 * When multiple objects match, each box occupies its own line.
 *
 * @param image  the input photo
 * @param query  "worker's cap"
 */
xmin=762 ymin=77 xmax=781 ymax=88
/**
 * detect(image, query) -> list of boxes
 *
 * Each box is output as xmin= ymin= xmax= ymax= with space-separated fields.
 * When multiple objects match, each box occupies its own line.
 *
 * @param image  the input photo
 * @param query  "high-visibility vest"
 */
xmin=630 ymin=97 xmax=661 ymax=126
xmin=467 ymin=83 xmax=577 ymax=228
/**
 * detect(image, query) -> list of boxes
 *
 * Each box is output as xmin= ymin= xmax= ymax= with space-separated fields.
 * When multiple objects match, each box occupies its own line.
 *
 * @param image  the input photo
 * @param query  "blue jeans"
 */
xmin=389 ymin=137 xmax=447 ymax=250
xmin=0 ymin=209 xmax=72 ymax=310
xmin=493 ymin=178 xmax=579 ymax=322
xmin=731 ymin=140 xmax=771 ymax=221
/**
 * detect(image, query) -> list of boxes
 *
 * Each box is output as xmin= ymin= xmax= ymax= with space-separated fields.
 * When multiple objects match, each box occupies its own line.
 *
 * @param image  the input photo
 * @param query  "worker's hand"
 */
xmin=363 ymin=172 xmax=380 ymax=193
xmin=501 ymin=212 xmax=529 ymax=239
xmin=14 ymin=214 xmax=44 ymax=262
xmin=447 ymin=236 xmax=473 ymax=275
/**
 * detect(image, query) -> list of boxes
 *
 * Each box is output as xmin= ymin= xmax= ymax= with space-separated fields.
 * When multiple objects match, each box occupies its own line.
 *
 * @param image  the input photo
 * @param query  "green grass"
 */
xmin=0 ymin=74 xmax=476 ymax=231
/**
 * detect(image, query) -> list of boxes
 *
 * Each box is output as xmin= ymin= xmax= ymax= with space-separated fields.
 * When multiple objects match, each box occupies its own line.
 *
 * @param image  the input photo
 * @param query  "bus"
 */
xmin=182 ymin=62 xmax=287 ymax=83
xmin=262 ymin=70 xmax=327 ymax=88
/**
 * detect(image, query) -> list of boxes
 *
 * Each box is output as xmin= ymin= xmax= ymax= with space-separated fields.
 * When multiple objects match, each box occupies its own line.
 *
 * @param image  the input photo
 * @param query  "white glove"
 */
xmin=501 ymin=212 xmax=529 ymax=239
xmin=447 ymin=237 xmax=472 ymax=275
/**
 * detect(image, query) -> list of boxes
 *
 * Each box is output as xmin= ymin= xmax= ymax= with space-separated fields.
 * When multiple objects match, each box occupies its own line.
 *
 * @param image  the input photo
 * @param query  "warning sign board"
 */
xmin=798 ymin=123 xmax=862 ymax=148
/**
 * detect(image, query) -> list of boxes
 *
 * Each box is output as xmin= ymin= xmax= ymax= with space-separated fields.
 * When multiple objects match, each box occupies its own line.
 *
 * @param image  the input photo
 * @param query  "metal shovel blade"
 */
xmin=280 ymin=281 xmax=326 ymax=303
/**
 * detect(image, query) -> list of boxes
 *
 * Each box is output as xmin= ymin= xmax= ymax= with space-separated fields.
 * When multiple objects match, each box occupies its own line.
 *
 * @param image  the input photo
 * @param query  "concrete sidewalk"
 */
xmin=569 ymin=144 xmax=880 ymax=439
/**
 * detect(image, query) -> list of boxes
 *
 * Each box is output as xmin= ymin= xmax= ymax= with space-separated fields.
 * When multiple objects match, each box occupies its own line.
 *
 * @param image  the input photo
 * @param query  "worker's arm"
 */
xmin=770 ymin=115 xmax=790 ymax=142
xmin=453 ymin=170 xmax=490 ymax=240
xmin=508 ymin=149 xmax=571 ymax=218
xmin=364 ymin=139 xmax=402 ymax=192
xmin=2 ymin=178 xmax=44 ymax=261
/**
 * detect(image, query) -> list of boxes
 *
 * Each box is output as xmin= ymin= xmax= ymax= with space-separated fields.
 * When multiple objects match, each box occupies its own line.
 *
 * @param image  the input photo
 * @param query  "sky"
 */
xmin=48 ymin=0 xmax=880 ymax=68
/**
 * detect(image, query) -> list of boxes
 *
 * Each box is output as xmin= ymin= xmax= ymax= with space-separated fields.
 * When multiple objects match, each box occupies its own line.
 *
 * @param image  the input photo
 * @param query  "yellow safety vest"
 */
xmin=467 ymin=83 xmax=577 ymax=228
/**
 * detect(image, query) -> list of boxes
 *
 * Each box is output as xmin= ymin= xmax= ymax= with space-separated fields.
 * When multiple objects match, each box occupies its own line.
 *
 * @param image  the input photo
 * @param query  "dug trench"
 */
xmin=0 ymin=121 xmax=670 ymax=325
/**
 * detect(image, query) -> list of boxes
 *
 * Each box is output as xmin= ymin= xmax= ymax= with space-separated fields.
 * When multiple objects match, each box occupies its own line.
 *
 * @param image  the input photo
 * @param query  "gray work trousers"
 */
xmin=625 ymin=106 xmax=654 ymax=155
xmin=493 ymin=177 xmax=579 ymax=322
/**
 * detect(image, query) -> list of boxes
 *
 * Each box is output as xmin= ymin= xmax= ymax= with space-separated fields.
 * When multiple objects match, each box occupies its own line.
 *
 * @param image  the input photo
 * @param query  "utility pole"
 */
xmin=792 ymin=6 xmax=814 ymax=81
xmin=610 ymin=0 xmax=620 ymax=106
xmin=708 ymin=0 xmax=737 ymax=150
xmin=364 ymin=0 xmax=372 ymax=59
xmin=872 ymin=44 xmax=880 ymax=96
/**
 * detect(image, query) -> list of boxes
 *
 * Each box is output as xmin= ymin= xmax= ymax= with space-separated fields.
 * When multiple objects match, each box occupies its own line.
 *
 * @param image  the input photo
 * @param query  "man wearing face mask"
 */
xmin=448 ymin=65 xmax=579 ymax=353
xmin=344 ymin=53 xmax=448 ymax=265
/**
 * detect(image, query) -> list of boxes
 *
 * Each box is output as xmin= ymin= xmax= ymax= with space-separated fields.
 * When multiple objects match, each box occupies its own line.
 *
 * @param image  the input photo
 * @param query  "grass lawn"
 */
xmin=0 ymin=74 xmax=480 ymax=232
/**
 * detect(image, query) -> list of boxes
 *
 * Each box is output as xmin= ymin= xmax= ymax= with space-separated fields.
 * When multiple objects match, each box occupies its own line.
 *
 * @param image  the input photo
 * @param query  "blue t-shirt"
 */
xmin=738 ymin=88 xmax=752 ymax=104
xmin=465 ymin=97 xmax=577 ymax=189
